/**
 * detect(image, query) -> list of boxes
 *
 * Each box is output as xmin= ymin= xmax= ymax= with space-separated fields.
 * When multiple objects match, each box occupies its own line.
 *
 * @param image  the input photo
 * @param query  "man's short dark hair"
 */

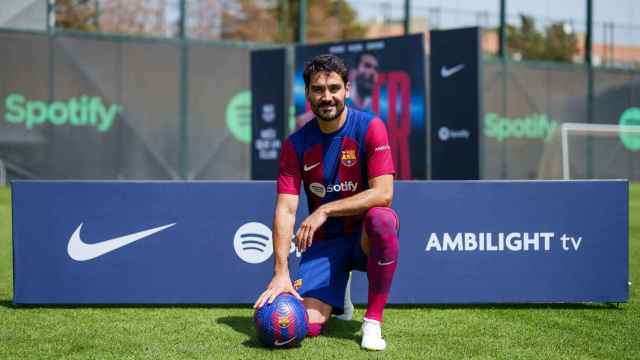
xmin=303 ymin=54 xmax=349 ymax=89
xmin=355 ymin=52 xmax=379 ymax=68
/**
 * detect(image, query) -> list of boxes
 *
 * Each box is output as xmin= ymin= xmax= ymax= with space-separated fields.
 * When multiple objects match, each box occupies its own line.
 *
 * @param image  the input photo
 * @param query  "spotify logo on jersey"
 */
xmin=309 ymin=182 xmax=358 ymax=198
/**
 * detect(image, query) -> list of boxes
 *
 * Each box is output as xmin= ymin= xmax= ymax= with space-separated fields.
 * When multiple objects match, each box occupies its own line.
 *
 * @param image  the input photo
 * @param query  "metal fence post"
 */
xmin=404 ymin=0 xmax=411 ymax=34
xmin=499 ymin=0 xmax=506 ymax=59
xmin=279 ymin=0 xmax=289 ymax=42
xmin=499 ymin=0 xmax=508 ymax=179
xmin=0 ymin=159 xmax=5 ymax=187
xmin=179 ymin=0 xmax=189 ymax=179
xmin=586 ymin=0 xmax=594 ymax=178
xmin=298 ymin=0 xmax=306 ymax=43
xmin=47 ymin=0 xmax=54 ymax=33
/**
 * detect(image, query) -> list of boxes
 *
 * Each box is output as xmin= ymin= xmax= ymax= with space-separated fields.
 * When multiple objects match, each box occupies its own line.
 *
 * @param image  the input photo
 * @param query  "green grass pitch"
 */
xmin=0 ymin=185 xmax=638 ymax=359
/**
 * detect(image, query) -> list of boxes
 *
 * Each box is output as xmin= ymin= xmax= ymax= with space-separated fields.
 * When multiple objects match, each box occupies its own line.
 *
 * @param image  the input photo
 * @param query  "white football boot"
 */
xmin=335 ymin=273 xmax=354 ymax=321
xmin=361 ymin=317 xmax=386 ymax=351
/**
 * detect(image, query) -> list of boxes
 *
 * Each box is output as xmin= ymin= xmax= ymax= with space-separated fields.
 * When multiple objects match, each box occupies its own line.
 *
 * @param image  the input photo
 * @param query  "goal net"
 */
xmin=538 ymin=123 xmax=640 ymax=180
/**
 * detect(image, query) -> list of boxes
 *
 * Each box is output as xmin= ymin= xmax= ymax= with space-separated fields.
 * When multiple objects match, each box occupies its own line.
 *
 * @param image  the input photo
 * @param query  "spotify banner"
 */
xmin=13 ymin=180 xmax=628 ymax=304
xmin=430 ymin=27 xmax=481 ymax=179
xmin=4 ymin=93 xmax=121 ymax=132
xmin=0 ymin=30 xmax=253 ymax=180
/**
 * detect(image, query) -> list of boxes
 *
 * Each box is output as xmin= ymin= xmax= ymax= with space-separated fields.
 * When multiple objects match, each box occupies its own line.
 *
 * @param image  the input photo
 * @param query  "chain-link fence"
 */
xmin=4 ymin=1 xmax=638 ymax=68
xmin=483 ymin=58 xmax=640 ymax=180
xmin=1 ymin=28 xmax=639 ymax=180
xmin=0 ymin=29 xmax=259 ymax=180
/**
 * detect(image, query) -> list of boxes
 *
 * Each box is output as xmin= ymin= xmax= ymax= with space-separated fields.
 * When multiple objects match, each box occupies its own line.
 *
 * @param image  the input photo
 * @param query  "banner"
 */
xmin=250 ymin=48 xmax=286 ymax=180
xmin=293 ymin=35 xmax=427 ymax=179
xmin=13 ymin=180 xmax=628 ymax=304
xmin=430 ymin=27 xmax=481 ymax=179
xmin=0 ymin=30 xmax=253 ymax=180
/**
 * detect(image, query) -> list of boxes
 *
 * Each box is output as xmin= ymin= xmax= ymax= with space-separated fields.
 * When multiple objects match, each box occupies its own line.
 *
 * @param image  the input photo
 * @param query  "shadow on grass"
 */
xmin=217 ymin=315 xmax=308 ymax=350
xmin=1 ymin=298 xmax=625 ymax=311
xmin=0 ymin=301 xmax=252 ymax=310
xmin=322 ymin=317 xmax=361 ymax=344
xmin=216 ymin=315 xmax=363 ymax=348
xmin=382 ymin=303 xmax=625 ymax=310
xmin=1 ymin=299 xmax=624 ymax=311
xmin=216 ymin=315 xmax=266 ymax=349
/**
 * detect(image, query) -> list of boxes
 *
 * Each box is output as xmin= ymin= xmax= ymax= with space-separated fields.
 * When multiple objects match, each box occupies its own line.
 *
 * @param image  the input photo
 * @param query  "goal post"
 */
xmin=560 ymin=122 xmax=640 ymax=180
xmin=0 ymin=159 xmax=5 ymax=186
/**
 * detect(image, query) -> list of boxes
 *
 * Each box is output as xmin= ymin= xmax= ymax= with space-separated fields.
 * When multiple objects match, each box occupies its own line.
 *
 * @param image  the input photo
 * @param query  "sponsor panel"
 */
xmin=12 ymin=181 xmax=628 ymax=304
xmin=430 ymin=27 xmax=481 ymax=179
xmin=251 ymin=49 xmax=287 ymax=180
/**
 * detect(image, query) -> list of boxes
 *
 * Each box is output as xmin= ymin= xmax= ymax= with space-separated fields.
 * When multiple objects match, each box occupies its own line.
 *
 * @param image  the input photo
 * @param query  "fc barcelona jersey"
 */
xmin=277 ymin=107 xmax=395 ymax=241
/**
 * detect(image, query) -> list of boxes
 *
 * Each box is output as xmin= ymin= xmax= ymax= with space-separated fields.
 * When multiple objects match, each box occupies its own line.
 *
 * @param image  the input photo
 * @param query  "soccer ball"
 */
xmin=253 ymin=293 xmax=308 ymax=348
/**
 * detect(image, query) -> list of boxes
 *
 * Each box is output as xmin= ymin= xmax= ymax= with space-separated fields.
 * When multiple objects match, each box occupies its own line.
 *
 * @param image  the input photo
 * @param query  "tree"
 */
xmin=544 ymin=22 xmax=579 ymax=62
xmin=305 ymin=0 xmax=367 ymax=43
xmin=55 ymin=0 xmax=367 ymax=43
xmin=55 ymin=0 xmax=98 ymax=31
xmin=507 ymin=15 xmax=578 ymax=62
xmin=225 ymin=0 xmax=367 ymax=43
xmin=220 ymin=1 xmax=280 ymax=42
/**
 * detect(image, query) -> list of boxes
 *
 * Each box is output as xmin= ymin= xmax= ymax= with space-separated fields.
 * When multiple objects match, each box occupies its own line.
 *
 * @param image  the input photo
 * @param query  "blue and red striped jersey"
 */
xmin=277 ymin=107 xmax=395 ymax=241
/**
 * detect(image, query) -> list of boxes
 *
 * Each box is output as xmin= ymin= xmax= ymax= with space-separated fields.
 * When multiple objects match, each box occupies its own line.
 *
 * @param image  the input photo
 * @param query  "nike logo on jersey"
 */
xmin=304 ymin=162 xmax=320 ymax=172
xmin=67 ymin=223 xmax=176 ymax=261
xmin=440 ymin=64 xmax=465 ymax=78
xmin=377 ymin=259 xmax=395 ymax=266
xmin=274 ymin=337 xmax=296 ymax=346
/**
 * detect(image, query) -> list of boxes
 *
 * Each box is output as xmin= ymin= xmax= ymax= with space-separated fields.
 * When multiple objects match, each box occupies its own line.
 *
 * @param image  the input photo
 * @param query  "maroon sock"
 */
xmin=307 ymin=322 xmax=324 ymax=337
xmin=363 ymin=207 xmax=399 ymax=322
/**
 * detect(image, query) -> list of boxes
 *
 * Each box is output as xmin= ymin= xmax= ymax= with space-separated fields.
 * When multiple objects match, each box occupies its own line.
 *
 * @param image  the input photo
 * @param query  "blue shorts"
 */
xmin=293 ymin=235 xmax=367 ymax=315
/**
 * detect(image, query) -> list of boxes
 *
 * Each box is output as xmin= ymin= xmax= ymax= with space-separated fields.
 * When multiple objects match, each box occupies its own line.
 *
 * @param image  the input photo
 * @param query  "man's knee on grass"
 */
xmin=304 ymin=297 xmax=332 ymax=337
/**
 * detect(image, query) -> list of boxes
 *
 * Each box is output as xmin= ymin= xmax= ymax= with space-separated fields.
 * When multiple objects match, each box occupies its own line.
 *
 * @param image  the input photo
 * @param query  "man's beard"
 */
xmin=312 ymin=101 xmax=346 ymax=122
xmin=356 ymin=75 xmax=374 ymax=97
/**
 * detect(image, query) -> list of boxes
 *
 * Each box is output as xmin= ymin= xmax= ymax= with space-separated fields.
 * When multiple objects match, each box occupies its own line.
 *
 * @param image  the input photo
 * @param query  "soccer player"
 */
xmin=254 ymin=54 xmax=399 ymax=351
xmin=348 ymin=52 xmax=380 ymax=112
xmin=295 ymin=51 xmax=380 ymax=129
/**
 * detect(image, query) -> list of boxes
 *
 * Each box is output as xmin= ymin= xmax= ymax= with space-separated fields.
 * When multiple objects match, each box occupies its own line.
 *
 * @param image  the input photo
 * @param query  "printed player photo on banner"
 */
xmin=293 ymin=34 xmax=427 ymax=179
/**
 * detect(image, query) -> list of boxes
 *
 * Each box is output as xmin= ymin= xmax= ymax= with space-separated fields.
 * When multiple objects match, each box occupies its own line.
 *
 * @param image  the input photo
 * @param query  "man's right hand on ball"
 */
xmin=253 ymin=273 xmax=303 ymax=308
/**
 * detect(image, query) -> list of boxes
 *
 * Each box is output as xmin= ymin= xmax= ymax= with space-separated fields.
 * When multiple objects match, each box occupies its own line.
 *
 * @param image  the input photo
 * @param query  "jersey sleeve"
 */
xmin=365 ymin=117 xmax=395 ymax=178
xmin=277 ymin=139 xmax=301 ymax=195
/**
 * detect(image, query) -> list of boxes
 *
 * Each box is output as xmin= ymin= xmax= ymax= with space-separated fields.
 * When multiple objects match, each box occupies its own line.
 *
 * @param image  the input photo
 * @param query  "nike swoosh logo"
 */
xmin=274 ymin=337 xmax=296 ymax=346
xmin=441 ymin=64 xmax=465 ymax=78
xmin=67 ymin=222 xmax=176 ymax=261
xmin=304 ymin=162 xmax=320 ymax=172
xmin=377 ymin=260 xmax=395 ymax=266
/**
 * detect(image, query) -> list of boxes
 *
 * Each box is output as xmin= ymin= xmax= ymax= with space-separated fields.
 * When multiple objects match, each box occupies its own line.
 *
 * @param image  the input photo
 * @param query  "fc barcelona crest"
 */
xmin=278 ymin=317 xmax=290 ymax=328
xmin=341 ymin=149 xmax=357 ymax=167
